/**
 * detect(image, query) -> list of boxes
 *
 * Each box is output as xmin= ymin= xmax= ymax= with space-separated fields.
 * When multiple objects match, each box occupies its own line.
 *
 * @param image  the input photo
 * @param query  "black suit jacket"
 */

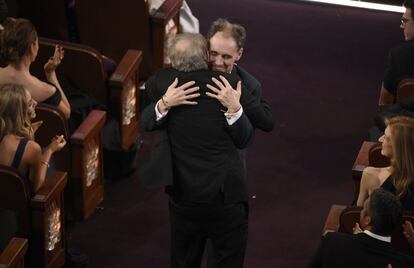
xmin=233 ymin=65 xmax=274 ymax=132
xmin=383 ymin=40 xmax=414 ymax=95
xmin=309 ymin=232 xmax=414 ymax=268
xmin=140 ymin=68 xmax=253 ymax=203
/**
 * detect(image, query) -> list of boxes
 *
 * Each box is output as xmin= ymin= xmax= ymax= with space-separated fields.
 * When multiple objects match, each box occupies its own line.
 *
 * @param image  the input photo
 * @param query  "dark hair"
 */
xmin=405 ymin=0 xmax=414 ymax=18
xmin=207 ymin=18 xmax=246 ymax=49
xmin=0 ymin=18 xmax=37 ymax=65
xmin=368 ymin=188 xmax=402 ymax=236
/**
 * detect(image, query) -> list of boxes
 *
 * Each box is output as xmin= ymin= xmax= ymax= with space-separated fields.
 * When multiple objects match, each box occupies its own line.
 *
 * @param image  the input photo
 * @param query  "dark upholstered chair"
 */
xmin=379 ymin=78 xmax=414 ymax=111
xmin=0 ymin=238 xmax=28 ymax=268
xmin=351 ymin=141 xmax=390 ymax=199
xmin=323 ymin=205 xmax=414 ymax=256
xmin=75 ymin=0 xmax=182 ymax=80
xmin=34 ymin=104 xmax=106 ymax=220
xmin=31 ymin=37 xmax=142 ymax=150
xmin=0 ymin=166 xmax=67 ymax=267
xmin=4 ymin=0 xmax=70 ymax=40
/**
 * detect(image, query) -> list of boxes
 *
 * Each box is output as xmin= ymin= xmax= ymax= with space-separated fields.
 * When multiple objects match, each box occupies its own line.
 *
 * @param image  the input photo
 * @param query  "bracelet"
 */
xmin=40 ymin=160 xmax=50 ymax=168
xmin=161 ymin=95 xmax=170 ymax=110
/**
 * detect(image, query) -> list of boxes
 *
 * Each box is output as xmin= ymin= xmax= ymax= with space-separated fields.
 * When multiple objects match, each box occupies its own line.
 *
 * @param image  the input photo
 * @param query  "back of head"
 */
xmin=385 ymin=116 xmax=414 ymax=197
xmin=207 ymin=18 xmax=246 ymax=49
xmin=0 ymin=18 xmax=37 ymax=66
xmin=368 ymin=188 xmax=402 ymax=236
xmin=0 ymin=83 xmax=32 ymax=141
xmin=168 ymin=33 xmax=208 ymax=72
xmin=405 ymin=0 xmax=414 ymax=14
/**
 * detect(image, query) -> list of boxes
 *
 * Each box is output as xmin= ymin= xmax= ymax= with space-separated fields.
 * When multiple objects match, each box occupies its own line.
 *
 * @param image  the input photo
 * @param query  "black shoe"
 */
xmin=64 ymin=248 xmax=90 ymax=268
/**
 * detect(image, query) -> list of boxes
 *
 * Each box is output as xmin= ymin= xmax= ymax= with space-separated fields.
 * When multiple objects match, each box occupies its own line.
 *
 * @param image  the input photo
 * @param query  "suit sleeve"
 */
xmin=307 ymin=237 xmax=325 ymax=268
xmin=240 ymin=82 xmax=274 ymax=132
xmin=140 ymin=74 xmax=168 ymax=131
xmin=226 ymin=112 xmax=254 ymax=149
xmin=383 ymin=49 xmax=396 ymax=95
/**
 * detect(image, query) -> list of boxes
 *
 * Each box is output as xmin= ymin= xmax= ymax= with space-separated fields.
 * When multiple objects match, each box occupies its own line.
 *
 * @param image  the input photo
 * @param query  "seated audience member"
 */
xmin=309 ymin=188 xmax=414 ymax=268
xmin=0 ymin=0 xmax=7 ymax=30
xmin=375 ymin=95 xmax=414 ymax=132
xmin=379 ymin=0 xmax=414 ymax=106
xmin=357 ymin=116 xmax=414 ymax=210
xmin=0 ymin=18 xmax=71 ymax=119
xmin=0 ymin=83 xmax=66 ymax=193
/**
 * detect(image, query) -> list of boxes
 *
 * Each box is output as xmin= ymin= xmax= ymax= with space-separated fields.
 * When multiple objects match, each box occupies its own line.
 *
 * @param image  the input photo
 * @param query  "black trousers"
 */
xmin=169 ymin=198 xmax=248 ymax=268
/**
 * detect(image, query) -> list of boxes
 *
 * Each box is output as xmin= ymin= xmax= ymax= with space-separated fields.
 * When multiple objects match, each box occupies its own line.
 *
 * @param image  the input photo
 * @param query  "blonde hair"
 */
xmin=386 ymin=116 xmax=414 ymax=198
xmin=0 ymin=84 xmax=33 ymax=141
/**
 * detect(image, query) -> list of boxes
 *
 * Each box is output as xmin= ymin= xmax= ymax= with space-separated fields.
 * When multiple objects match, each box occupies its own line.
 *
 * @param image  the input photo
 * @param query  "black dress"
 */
xmin=381 ymin=175 xmax=414 ymax=211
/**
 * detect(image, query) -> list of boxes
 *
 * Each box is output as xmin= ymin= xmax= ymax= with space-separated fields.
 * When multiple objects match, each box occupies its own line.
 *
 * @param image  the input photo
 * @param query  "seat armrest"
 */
xmin=31 ymin=171 xmax=68 ymax=207
xmin=109 ymin=50 xmax=143 ymax=149
xmin=0 ymin=238 xmax=28 ymax=267
xmin=151 ymin=0 xmax=183 ymax=69
xmin=352 ymin=141 xmax=376 ymax=180
xmin=152 ymin=0 xmax=183 ymax=22
xmin=322 ymin=205 xmax=346 ymax=237
xmin=70 ymin=110 xmax=106 ymax=219
xmin=70 ymin=110 xmax=106 ymax=144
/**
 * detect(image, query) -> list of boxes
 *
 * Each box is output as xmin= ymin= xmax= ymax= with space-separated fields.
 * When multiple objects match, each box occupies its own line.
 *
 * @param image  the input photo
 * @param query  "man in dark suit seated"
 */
xmin=308 ymin=188 xmax=414 ymax=268
xmin=141 ymin=33 xmax=254 ymax=267
xmin=379 ymin=0 xmax=414 ymax=106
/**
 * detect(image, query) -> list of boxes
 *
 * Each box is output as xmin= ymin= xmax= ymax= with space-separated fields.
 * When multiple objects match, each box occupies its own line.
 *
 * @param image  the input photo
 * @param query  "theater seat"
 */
xmin=34 ymin=104 xmax=106 ymax=220
xmin=75 ymin=0 xmax=182 ymax=80
xmin=32 ymin=37 xmax=142 ymax=150
xmin=0 ymin=238 xmax=28 ymax=268
xmin=0 ymin=166 xmax=67 ymax=267
xmin=351 ymin=141 xmax=390 ymax=199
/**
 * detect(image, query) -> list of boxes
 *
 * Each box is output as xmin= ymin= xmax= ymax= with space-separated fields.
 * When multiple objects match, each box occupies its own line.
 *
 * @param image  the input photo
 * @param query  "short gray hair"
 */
xmin=168 ymin=33 xmax=208 ymax=72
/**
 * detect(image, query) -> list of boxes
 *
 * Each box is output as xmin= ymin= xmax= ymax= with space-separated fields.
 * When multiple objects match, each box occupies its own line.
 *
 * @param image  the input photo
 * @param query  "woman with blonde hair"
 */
xmin=0 ymin=18 xmax=70 ymax=119
xmin=357 ymin=116 xmax=414 ymax=210
xmin=0 ymin=84 xmax=66 ymax=193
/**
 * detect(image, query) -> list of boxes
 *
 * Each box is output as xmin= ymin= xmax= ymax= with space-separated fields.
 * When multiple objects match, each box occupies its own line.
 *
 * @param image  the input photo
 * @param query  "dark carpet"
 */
xmin=68 ymin=0 xmax=404 ymax=267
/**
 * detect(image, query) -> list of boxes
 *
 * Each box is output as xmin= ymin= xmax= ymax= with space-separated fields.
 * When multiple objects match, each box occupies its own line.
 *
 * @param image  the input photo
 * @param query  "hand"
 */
xmin=206 ymin=76 xmax=241 ymax=113
xmin=403 ymin=221 xmax=414 ymax=247
xmin=160 ymin=78 xmax=200 ymax=111
xmin=47 ymin=135 xmax=66 ymax=153
xmin=352 ymin=222 xmax=363 ymax=234
xmin=44 ymin=45 xmax=64 ymax=74
xmin=31 ymin=121 xmax=43 ymax=133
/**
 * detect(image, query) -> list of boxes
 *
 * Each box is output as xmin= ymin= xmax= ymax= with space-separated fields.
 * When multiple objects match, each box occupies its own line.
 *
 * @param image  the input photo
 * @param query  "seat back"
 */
xmin=0 ymin=165 xmax=31 ymax=239
xmin=396 ymin=78 xmax=414 ymax=102
xmin=368 ymin=142 xmax=390 ymax=168
xmin=31 ymin=37 xmax=109 ymax=105
xmin=4 ymin=0 xmax=70 ymax=40
xmin=339 ymin=206 xmax=414 ymax=255
xmin=34 ymin=104 xmax=72 ymax=175
xmin=75 ymin=0 xmax=153 ymax=79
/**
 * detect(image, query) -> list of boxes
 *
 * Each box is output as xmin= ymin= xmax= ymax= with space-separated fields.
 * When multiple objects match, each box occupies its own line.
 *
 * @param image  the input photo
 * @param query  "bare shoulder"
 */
xmin=362 ymin=166 xmax=381 ymax=177
xmin=24 ymin=141 xmax=42 ymax=162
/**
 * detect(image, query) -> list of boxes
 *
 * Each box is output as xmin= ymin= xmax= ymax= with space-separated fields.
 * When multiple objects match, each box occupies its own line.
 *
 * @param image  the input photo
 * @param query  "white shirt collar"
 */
xmin=363 ymin=230 xmax=391 ymax=243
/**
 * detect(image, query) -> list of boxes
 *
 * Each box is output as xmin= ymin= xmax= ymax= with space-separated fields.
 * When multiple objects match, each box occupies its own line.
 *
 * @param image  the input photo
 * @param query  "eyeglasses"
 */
xmin=401 ymin=16 xmax=413 ymax=25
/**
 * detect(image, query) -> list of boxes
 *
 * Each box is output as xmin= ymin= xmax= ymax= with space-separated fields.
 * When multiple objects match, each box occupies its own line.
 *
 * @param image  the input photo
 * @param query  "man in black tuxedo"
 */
xmin=309 ymin=188 xmax=414 ymax=268
xmin=141 ymin=33 xmax=254 ymax=267
xmin=379 ymin=0 xmax=414 ymax=106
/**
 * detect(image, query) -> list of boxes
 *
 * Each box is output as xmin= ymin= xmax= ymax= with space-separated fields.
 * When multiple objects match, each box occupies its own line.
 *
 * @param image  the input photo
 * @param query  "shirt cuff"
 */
xmin=155 ymin=100 xmax=169 ymax=121
xmin=225 ymin=106 xmax=243 ymax=126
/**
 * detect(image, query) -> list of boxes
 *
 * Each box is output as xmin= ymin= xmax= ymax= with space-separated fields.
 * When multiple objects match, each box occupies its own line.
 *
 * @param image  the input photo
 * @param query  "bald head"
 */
xmin=168 ymin=33 xmax=208 ymax=72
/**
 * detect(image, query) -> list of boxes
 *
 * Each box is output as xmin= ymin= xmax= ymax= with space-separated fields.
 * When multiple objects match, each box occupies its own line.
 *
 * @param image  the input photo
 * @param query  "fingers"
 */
xmin=236 ymin=81 xmax=242 ymax=94
xmin=183 ymin=86 xmax=200 ymax=94
xmin=211 ymin=77 xmax=226 ymax=91
xmin=169 ymin=78 xmax=179 ymax=89
xmin=206 ymin=84 xmax=221 ymax=94
xmin=219 ymin=75 xmax=232 ymax=89
xmin=177 ymin=80 xmax=196 ymax=91
xmin=206 ymin=91 xmax=218 ymax=99
xmin=182 ymin=101 xmax=198 ymax=105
